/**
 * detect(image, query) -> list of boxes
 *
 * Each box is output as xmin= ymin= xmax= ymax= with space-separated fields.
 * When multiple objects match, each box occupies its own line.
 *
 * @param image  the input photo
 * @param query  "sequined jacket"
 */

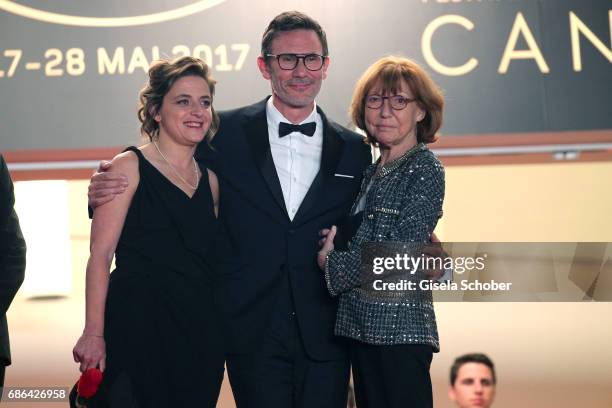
xmin=324 ymin=143 xmax=445 ymax=349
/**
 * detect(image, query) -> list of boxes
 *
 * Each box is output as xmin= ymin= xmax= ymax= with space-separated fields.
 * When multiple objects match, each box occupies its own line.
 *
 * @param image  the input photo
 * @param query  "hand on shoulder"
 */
xmin=108 ymin=150 xmax=139 ymax=181
xmin=88 ymin=152 xmax=136 ymax=209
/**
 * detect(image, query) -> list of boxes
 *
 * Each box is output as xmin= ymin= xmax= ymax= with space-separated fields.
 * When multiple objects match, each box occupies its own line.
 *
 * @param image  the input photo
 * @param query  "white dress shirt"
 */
xmin=266 ymin=97 xmax=323 ymax=220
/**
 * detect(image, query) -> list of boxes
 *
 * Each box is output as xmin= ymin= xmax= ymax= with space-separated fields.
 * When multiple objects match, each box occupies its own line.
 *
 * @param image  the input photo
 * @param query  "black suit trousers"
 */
xmin=226 ymin=277 xmax=350 ymax=408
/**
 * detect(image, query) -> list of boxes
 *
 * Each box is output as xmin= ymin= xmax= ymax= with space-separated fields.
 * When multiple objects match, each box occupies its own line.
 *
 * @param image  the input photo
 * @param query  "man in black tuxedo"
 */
xmin=89 ymin=11 xmax=371 ymax=407
xmin=200 ymin=12 xmax=371 ymax=406
xmin=0 ymin=154 xmax=26 ymax=390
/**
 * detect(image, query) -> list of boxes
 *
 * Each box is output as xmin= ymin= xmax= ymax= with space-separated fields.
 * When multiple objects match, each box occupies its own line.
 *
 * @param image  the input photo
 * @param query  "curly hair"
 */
xmin=137 ymin=56 xmax=218 ymax=144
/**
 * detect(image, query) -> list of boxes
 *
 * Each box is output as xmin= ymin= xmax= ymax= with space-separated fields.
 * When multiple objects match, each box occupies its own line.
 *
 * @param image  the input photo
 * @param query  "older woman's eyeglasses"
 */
xmin=366 ymin=95 xmax=416 ymax=110
xmin=265 ymin=53 xmax=326 ymax=71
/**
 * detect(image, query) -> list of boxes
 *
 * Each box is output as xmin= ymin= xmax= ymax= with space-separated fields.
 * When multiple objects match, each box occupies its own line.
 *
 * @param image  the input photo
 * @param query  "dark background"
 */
xmin=0 ymin=0 xmax=610 ymax=151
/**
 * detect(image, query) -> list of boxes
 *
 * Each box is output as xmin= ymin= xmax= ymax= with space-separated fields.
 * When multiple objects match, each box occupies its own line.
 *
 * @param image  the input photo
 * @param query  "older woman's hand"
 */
xmin=317 ymin=226 xmax=337 ymax=270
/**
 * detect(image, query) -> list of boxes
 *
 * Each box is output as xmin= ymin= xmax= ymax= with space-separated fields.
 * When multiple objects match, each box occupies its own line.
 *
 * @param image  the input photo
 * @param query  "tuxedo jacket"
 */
xmin=197 ymin=98 xmax=371 ymax=360
xmin=0 ymin=154 xmax=26 ymax=367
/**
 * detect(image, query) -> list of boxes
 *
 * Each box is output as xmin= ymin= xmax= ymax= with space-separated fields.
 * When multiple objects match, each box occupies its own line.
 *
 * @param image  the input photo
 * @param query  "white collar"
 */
xmin=266 ymin=96 xmax=318 ymax=130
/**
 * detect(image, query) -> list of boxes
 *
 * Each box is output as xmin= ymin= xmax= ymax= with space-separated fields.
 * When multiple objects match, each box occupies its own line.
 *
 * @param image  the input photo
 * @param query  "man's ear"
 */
xmin=321 ymin=56 xmax=330 ymax=80
xmin=257 ymin=56 xmax=271 ymax=80
xmin=448 ymin=387 xmax=457 ymax=403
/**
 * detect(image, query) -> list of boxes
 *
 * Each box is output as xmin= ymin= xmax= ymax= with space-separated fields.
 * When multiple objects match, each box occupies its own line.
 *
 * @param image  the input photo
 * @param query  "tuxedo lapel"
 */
xmin=292 ymin=107 xmax=344 ymax=224
xmin=243 ymin=99 xmax=290 ymax=220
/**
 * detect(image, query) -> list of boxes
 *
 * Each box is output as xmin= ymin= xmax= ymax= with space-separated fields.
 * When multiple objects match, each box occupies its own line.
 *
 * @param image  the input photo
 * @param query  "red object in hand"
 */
xmin=77 ymin=368 xmax=103 ymax=398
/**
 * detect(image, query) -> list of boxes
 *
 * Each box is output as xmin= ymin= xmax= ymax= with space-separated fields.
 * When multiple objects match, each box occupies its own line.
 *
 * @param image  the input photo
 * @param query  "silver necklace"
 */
xmin=153 ymin=141 xmax=199 ymax=190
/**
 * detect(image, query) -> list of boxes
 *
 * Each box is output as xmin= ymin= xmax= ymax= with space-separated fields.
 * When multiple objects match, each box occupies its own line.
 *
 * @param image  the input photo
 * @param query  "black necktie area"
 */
xmin=278 ymin=122 xmax=317 ymax=137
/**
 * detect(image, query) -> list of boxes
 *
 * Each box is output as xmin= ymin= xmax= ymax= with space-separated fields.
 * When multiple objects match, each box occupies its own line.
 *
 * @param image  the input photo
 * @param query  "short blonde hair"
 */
xmin=350 ymin=56 xmax=444 ymax=145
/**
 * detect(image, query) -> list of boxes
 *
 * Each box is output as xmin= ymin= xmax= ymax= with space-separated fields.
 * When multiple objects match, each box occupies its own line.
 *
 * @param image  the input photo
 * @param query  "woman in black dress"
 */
xmin=72 ymin=56 xmax=224 ymax=407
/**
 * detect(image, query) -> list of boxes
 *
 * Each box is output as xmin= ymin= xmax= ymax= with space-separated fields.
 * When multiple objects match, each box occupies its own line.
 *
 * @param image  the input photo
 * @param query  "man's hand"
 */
xmin=422 ymin=233 xmax=449 ymax=281
xmin=317 ymin=226 xmax=337 ymax=270
xmin=88 ymin=160 xmax=129 ymax=209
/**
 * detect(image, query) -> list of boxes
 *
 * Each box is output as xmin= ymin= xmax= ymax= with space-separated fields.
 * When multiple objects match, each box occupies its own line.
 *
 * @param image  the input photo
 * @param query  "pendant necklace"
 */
xmin=153 ymin=140 xmax=199 ymax=190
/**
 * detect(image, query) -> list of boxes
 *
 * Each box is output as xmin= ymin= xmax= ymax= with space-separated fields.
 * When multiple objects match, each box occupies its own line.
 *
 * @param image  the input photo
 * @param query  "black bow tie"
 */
xmin=278 ymin=121 xmax=316 ymax=137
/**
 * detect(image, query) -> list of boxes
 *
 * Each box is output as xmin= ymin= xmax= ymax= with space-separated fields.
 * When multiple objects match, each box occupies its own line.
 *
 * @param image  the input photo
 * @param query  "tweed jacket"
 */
xmin=324 ymin=143 xmax=444 ymax=350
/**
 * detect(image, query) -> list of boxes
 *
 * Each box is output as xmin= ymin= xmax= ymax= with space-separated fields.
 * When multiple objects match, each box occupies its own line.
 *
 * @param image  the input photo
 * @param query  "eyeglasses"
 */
xmin=365 ymin=95 xmax=417 ymax=110
xmin=265 ymin=53 xmax=327 ymax=71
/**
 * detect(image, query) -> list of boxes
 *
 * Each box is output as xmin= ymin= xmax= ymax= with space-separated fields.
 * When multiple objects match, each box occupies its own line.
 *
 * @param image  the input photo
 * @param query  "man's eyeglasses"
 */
xmin=365 ymin=95 xmax=417 ymax=110
xmin=265 ymin=53 xmax=327 ymax=71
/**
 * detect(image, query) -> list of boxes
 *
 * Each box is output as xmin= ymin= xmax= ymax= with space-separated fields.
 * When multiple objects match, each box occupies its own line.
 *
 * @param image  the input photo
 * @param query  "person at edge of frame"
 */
xmin=449 ymin=353 xmax=497 ymax=408
xmin=0 ymin=154 xmax=26 ymax=397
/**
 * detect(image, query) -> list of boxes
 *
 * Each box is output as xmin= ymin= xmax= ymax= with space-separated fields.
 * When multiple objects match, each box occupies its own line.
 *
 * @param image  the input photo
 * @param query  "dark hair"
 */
xmin=450 ymin=353 xmax=496 ymax=386
xmin=350 ymin=56 xmax=444 ymax=145
xmin=261 ymin=11 xmax=329 ymax=59
xmin=137 ymin=56 xmax=219 ymax=144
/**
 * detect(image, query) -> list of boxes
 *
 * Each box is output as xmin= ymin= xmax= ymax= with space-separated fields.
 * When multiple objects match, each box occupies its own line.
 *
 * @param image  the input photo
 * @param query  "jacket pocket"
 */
xmin=368 ymin=206 xmax=401 ymax=240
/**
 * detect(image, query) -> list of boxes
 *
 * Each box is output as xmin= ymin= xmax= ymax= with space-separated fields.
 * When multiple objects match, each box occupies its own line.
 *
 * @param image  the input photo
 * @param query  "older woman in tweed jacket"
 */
xmin=318 ymin=56 xmax=445 ymax=408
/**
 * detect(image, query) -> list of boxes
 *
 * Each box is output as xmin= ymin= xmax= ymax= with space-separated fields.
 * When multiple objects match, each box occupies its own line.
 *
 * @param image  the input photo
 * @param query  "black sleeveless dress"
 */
xmin=100 ymin=146 xmax=224 ymax=407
